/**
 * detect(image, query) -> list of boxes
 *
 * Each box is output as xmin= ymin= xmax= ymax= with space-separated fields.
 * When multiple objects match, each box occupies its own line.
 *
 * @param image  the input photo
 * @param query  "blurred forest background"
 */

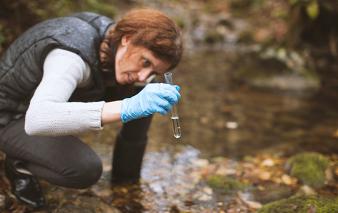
xmin=0 ymin=0 xmax=337 ymax=96
xmin=0 ymin=0 xmax=337 ymax=212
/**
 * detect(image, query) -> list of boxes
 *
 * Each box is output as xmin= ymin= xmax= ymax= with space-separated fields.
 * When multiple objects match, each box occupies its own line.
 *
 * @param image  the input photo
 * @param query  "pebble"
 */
xmin=194 ymin=159 xmax=209 ymax=167
xmin=300 ymin=185 xmax=316 ymax=196
xmin=226 ymin=121 xmax=238 ymax=129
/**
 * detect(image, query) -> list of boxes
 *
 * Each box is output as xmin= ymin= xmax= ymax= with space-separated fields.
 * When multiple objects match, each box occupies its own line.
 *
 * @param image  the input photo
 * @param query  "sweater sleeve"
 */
xmin=25 ymin=48 xmax=105 ymax=136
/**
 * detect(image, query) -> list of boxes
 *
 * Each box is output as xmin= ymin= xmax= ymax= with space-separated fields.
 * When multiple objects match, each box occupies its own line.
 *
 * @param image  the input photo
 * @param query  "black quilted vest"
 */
xmin=0 ymin=12 xmax=114 ymax=126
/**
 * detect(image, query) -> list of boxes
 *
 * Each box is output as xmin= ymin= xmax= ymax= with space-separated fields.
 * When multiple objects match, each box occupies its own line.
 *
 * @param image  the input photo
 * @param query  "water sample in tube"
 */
xmin=164 ymin=72 xmax=181 ymax=139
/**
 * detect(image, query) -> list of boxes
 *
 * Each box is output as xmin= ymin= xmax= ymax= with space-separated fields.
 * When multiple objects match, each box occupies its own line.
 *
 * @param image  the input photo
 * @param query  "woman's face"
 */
xmin=115 ymin=36 xmax=171 ymax=85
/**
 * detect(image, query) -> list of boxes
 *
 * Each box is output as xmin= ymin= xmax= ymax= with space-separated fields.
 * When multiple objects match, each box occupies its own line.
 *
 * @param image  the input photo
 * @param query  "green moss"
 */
xmin=287 ymin=152 xmax=329 ymax=188
xmin=206 ymin=175 xmax=247 ymax=193
xmin=258 ymin=196 xmax=338 ymax=213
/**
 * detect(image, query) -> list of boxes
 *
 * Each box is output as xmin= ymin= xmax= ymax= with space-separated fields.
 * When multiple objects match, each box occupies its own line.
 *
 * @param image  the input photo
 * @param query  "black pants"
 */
xmin=0 ymin=84 xmax=152 ymax=188
xmin=0 ymin=115 xmax=152 ymax=189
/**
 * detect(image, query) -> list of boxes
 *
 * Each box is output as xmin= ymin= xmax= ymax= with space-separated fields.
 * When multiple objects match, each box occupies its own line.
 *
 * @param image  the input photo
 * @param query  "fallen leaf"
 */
xmin=200 ymin=116 xmax=209 ymax=124
xmin=244 ymin=200 xmax=262 ymax=209
xmin=325 ymin=168 xmax=334 ymax=182
xmin=261 ymin=159 xmax=275 ymax=167
xmin=259 ymin=171 xmax=271 ymax=180
xmin=215 ymin=167 xmax=237 ymax=176
xmin=281 ymin=174 xmax=293 ymax=185
xmin=272 ymin=177 xmax=282 ymax=184
xmin=333 ymin=129 xmax=338 ymax=138
xmin=202 ymin=187 xmax=213 ymax=195
xmin=190 ymin=171 xmax=202 ymax=183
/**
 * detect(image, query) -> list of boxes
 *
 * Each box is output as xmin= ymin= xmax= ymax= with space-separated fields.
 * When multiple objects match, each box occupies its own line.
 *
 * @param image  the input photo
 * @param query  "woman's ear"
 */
xmin=121 ymin=35 xmax=132 ymax=46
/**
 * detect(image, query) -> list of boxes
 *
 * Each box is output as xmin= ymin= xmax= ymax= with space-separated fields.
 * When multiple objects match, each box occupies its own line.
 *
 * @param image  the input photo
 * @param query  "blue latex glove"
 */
xmin=121 ymin=83 xmax=181 ymax=123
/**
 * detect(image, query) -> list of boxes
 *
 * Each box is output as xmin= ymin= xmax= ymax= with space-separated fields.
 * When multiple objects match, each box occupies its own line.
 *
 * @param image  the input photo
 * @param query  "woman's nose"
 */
xmin=138 ymin=69 xmax=152 ymax=82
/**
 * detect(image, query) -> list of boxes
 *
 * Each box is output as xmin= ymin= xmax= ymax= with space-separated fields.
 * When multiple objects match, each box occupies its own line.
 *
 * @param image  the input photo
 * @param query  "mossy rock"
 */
xmin=206 ymin=175 xmax=248 ymax=193
xmin=287 ymin=152 xmax=329 ymax=188
xmin=258 ymin=196 xmax=338 ymax=213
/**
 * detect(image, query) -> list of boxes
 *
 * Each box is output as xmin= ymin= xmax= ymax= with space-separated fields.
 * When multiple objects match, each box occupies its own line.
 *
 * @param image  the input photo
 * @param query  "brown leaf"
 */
xmin=333 ymin=129 xmax=338 ymax=138
xmin=281 ymin=174 xmax=293 ymax=185
xmin=261 ymin=159 xmax=275 ymax=167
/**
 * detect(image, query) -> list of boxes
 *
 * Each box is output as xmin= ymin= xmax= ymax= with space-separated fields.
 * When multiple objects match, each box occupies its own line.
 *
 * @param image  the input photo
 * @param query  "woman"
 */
xmin=0 ymin=9 xmax=182 ymax=208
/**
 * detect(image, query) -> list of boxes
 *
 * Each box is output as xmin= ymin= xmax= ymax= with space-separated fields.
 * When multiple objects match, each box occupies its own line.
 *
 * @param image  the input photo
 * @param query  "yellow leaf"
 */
xmin=306 ymin=0 xmax=319 ymax=20
xmin=281 ymin=174 xmax=293 ymax=185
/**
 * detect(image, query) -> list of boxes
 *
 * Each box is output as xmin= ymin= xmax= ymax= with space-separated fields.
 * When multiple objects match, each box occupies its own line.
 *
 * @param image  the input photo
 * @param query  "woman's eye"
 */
xmin=142 ymin=58 xmax=151 ymax=68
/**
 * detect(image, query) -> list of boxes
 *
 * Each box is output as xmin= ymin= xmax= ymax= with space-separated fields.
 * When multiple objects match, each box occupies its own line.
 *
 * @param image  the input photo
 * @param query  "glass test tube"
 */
xmin=164 ymin=72 xmax=181 ymax=139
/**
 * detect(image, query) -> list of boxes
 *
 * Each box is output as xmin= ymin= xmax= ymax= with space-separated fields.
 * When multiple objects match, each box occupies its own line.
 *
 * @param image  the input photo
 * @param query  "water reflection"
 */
xmin=147 ymin=50 xmax=338 ymax=158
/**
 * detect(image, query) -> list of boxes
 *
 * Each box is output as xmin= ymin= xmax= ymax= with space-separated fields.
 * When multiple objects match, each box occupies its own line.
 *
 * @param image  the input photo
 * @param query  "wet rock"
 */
xmin=204 ymin=30 xmax=224 ymax=44
xmin=257 ymin=196 xmax=338 ymax=213
xmin=252 ymin=183 xmax=294 ymax=204
xmin=286 ymin=152 xmax=329 ymax=188
xmin=54 ymin=196 xmax=120 ymax=213
xmin=237 ymin=192 xmax=262 ymax=210
xmin=298 ymin=185 xmax=316 ymax=196
xmin=192 ymin=186 xmax=213 ymax=202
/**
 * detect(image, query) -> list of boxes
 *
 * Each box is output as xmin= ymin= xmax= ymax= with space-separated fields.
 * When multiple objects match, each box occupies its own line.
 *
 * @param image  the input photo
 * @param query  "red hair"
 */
xmin=100 ymin=8 xmax=183 ymax=70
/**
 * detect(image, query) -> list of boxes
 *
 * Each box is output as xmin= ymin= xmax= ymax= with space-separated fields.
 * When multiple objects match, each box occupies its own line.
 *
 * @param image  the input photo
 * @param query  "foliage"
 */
xmin=287 ymin=152 xmax=329 ymax=188
xmin=289 ymin=0 xmax=319 ymax=19
xmin=258 ymin=196 xmax=338 ymax=213
xmin=0 ymin=0 xmax=117 ymax=51
xmin=0 ymin=0 xmax=116 ymax=20
xmin=305 ymin=0 xmax=319 ymax=19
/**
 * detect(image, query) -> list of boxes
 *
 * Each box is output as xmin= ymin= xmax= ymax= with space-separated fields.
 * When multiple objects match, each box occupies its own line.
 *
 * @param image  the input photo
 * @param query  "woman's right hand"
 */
xmin=120 ymin=83 xmax=181 ymax=123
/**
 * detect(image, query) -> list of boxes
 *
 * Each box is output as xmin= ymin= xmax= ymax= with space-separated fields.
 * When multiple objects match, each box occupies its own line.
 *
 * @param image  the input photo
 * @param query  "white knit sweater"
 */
xmin=25 ymin=49 xmax=105 ymax=136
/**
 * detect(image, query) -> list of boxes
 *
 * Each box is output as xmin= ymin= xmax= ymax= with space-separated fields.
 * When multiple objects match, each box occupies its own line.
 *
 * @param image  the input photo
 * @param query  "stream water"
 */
xmin=74 ymin=49 xmax=337 ymax=212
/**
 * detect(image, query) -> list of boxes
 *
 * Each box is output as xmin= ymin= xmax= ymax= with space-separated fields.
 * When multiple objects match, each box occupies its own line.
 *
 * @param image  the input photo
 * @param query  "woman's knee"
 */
xmin=54 ymin=138 xmax=103 ymax=188
xmin=67 ymin=155 xmax=103 ymax=189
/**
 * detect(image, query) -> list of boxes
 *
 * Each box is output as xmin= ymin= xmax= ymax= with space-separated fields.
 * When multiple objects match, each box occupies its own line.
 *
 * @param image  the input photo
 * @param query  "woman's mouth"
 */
xmin=126 ymin=73 xmax=134 ymax=84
